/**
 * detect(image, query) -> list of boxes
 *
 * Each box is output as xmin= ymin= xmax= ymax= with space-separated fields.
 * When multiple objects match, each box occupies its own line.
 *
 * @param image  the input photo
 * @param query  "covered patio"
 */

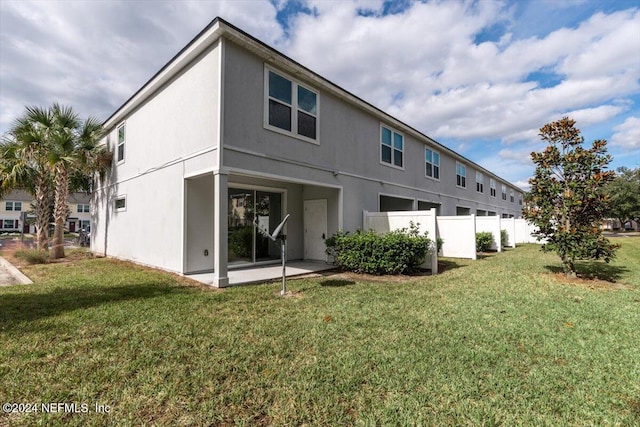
xmin=188 ymin=261 xmax=336 ymax=286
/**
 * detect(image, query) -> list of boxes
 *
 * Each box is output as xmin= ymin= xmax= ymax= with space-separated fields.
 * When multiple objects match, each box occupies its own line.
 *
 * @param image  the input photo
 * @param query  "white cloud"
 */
xmin=283 ymin=2 xmax=639 ymax=146
xmin=610 ymin=117 xmax=640 ymax=151
xmin=0 ymin=0 xmax=638 ymax=185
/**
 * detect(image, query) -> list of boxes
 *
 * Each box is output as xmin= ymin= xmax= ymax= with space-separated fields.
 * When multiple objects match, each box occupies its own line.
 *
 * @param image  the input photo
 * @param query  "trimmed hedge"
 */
xmin=476 ymin=232 xmax=493 ymax=252
xmin=325 ymin=224 xmax=433 ymax=275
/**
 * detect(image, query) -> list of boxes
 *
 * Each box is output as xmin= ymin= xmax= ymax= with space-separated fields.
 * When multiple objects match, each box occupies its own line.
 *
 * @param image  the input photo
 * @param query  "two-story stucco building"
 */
xmin=92 ymin=17 xmax=524 ymax=287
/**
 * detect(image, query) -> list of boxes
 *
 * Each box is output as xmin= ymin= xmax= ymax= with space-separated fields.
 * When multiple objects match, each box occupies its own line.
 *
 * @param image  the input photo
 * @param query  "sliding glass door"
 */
xmin=228 ymin=188 xmax=283 ymax=266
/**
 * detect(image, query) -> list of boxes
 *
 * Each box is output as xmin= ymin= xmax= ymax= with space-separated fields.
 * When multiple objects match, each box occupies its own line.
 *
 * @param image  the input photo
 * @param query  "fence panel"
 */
xmin=514 ymin=219 xmax=545 ymax=244
xmin=436 ymin=215 xmax=477 ymax=260
xmin=476 ymin=216 xmax=502 ymax=251
xmin=501 ymin=218 xmax=517 ymax=248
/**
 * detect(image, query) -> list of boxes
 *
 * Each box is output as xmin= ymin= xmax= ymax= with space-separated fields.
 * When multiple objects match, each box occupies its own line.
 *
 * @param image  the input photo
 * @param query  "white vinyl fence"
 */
xmin=501 ymin=218 xmax=517 ymax=248
xmin=362 ymin=209 xmax=438 ymax=274
xmin=362 ymin=211 xmax=541 ymax=263
xmin=476 ymin=216 xmax=502 ymax=252
xmin=436 ymin=215 xmax=477 ymax=260
xmin=514 ymin=219 xmax=545 ymax=244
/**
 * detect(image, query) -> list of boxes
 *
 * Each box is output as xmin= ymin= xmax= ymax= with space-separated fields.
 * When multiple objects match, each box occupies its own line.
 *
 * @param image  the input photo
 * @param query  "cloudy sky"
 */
xmin=1 ymin=0 xmax=639 ymax=189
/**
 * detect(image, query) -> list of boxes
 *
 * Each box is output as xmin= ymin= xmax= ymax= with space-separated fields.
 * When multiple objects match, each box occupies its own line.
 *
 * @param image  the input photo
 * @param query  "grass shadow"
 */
xmin=320 ymin=279 xmax=356 ymax=287
xmin=545 ymin=261 xmax=630 ymax=283
xmin=437 ymin=260 xmax=465 ymax=273
xmin=0 ymin=283 xmax=181 ymax=329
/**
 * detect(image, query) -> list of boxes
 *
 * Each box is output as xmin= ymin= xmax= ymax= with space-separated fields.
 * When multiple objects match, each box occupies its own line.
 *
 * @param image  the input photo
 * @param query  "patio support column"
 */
xmin=213 ymin=169 xmax=229 ymax=287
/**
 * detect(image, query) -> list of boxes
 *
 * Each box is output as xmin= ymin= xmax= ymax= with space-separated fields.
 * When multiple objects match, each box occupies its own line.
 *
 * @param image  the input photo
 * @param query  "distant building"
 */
xmin=601 ymin=218 xmax=639 ymax=231
xmin=0 ymin=190 xmax=91 ymax=233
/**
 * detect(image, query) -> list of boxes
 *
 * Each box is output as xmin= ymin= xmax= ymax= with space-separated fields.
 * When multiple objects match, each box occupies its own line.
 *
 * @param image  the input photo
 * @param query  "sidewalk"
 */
xmin=0 ymin=262 xmax=19 ymax=286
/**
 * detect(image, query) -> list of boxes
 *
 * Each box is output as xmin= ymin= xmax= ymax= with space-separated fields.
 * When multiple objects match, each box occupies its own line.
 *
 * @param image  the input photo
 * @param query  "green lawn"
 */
xmin=1 ymin=238 xmax=639 ymax=426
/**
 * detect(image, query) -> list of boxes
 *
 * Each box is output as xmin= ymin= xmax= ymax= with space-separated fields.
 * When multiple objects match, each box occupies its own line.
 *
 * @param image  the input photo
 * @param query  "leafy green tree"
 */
xmin=605 ymin=167 xmax=640 ymax=230
xmin=523 ymin=117 xmax=618 ymax=278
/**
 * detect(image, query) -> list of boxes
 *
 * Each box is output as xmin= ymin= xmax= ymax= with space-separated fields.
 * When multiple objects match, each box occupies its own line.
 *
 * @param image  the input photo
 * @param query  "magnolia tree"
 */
xmin=523 ymin=117 xmax=618 ymax=278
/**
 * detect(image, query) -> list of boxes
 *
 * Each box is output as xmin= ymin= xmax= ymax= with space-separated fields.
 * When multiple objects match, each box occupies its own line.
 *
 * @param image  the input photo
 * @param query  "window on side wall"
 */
xmin=501 ymin=184 xmax=507 ymax=200
xmin=425 ymin=147 xmax=440 ymax=179
xmin=510 ymin=189 xmax=515 ymax=203
xmin=266 ymin=68 xmax=318 ymax=142
xmin=456 ymin=162 xmax=466 ymax=188
xmin=476 ymin=172 xmax=484 ymax=193
xmin=490 ymin=178 xmax=496 ymax=197
xmin=115 ymin=196 xmax=126 ymax=212
xmin=381 ymin=125 xmax=403 ymax=168
xmin=117 ymin=123 xmax=125 ymax=163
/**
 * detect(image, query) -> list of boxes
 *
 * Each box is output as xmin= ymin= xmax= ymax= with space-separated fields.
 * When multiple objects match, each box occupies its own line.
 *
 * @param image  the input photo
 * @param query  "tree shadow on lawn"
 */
xmin=0 ymin=283 xmax=181 ymax=329
xmin=545 ymin=261 xmax=629 ymax=283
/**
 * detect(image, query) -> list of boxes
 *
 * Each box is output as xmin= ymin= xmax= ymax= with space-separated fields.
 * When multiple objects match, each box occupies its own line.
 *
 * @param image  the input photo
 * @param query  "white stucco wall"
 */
xmin=92 ymin=41 xmax=221 ymax=273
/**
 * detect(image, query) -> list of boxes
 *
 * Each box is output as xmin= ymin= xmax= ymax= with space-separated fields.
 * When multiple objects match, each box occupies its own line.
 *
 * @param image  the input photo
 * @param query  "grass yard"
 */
xmin=1 ymin=238 xmax=639 ymax=426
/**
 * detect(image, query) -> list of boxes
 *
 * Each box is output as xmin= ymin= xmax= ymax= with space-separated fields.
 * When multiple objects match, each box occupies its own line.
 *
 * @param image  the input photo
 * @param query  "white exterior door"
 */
xmin=304 ymin=199 xmax=327 ymax=261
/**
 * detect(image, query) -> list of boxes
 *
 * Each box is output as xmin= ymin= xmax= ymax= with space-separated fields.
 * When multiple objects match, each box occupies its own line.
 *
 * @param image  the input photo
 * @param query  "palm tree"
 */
xmin=1 ymin=116 xmax=54 ymax=251
xmin=2 ymin=103 xmax=110 ymax=258
xmin=45 ymin=104 xmax=109 ymax=259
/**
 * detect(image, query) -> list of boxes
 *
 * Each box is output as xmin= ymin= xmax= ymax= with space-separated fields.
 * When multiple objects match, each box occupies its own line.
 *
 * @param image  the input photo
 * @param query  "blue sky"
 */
xmin=1 ymin=0 xmax=638 ymax=190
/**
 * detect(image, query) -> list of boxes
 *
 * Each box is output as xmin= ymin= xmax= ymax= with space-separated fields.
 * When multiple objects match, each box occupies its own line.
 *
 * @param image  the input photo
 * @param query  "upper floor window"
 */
xmin=510 ymin=189 xmax=515 ymax=203
xmin=77 ymin=204 xmax=90 ymax=213
xmin=490 ymin=178 xmax=496 ymax=197
xmin=381 ymin=125 xmax=403 ymax=168
xmin=476 ymin=172 xmax=484 ymax=193
xmin=425 ymin=147 xmax=440 ymax=179
xmin=266 ymin=68 xmax=318 ymax=142
xmin=501 ymin=184 xmax=507 ymax=200
xmin=456 ymin=162 xmax=466 ymax=188
xmin=5 ymin=201 xmax=22 ymax=211
xmin=117 ymin=124 xmax=125 ymax=163
xmin=519 ymin=194 xmax=523 ymax=206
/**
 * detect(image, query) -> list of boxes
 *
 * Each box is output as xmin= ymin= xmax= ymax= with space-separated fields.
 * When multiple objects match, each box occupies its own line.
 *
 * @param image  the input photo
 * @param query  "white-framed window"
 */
xmin=79 ymin=220 xmax=90 ymax=230
xmin=425 ymin=147 xmax=440 ymax=179
xmin=501 ymin=184 xmax=507 ymax=200
xmin=380 ymin=125 xmax=404 ymax=168
xmin=490 ymin=178 xmax=496 ymax=197
xmin=77 ymin=204 xmax=90 ymax=213
xmin=115 ymin=196 xmax=126 ymax=212
xmin=456 ymin=162 xmax=466 ymax=188
xmin=265 ymin=67 xmax=318 ymax=142
xmin=5 ymin=201 xmax=22 ymax=211
xmin=519 ymin=194 xmax=523 ymax=206
xmin=510 ymin=189 xmax=515 ymax=203
xmin=117 ymin=123 xmax=125 ymax=163
xmin=1 ymin=219 xmax=17 ymax=229
xmin=476 ymin=171 xmax=484 ymax=193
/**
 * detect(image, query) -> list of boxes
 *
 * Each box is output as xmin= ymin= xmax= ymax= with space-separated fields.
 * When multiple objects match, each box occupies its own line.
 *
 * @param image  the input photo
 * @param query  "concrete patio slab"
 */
xmin=188 ymin=261 xmax=337 ymax=286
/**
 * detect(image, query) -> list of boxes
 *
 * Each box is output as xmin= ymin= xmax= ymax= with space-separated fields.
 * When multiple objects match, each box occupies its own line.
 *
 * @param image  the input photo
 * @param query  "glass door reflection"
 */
xmin=228 ymin=188 xmax=283 ymax=266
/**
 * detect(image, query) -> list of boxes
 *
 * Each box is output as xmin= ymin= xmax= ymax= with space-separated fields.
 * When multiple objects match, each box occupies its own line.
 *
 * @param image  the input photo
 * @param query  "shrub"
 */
xmin=325 ymin=223 xmax=433 ymax=275
xmin=476 ymin=232 xmax=493 ymax=252
xmin=436 ymin=237 xmax=444 ymax=254
xmin=15 ymin=248 xmax=49 ymax=264
xmin=501 ymin=229 xmax=509 ymax=248
xmin=229 ymin=226 xmax=253 ymax=259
